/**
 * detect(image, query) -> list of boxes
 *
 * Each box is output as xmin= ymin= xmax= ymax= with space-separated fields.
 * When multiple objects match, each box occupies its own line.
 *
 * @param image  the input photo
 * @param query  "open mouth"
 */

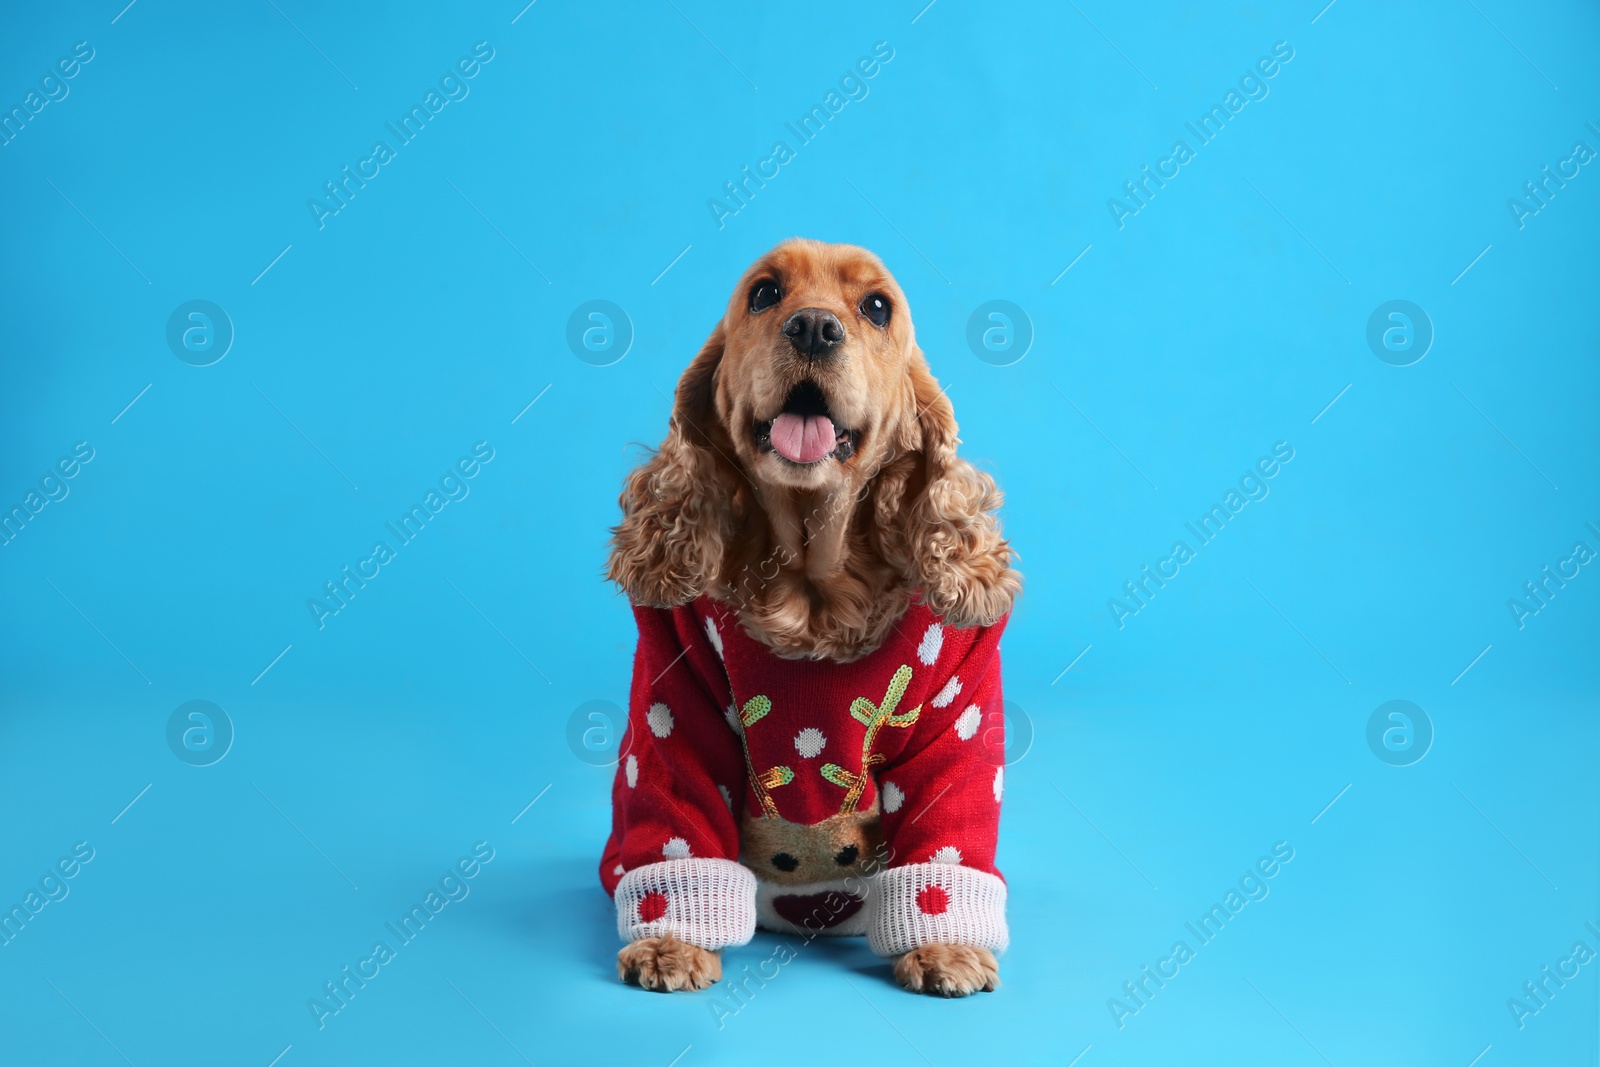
xmin=752 ymin=380 xmax=859 ymax=465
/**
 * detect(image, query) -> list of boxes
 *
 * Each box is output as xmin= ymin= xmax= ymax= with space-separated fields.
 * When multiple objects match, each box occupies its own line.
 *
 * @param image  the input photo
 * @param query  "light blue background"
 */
xmin=2 ymin=2 xmax=1596 ymax=1064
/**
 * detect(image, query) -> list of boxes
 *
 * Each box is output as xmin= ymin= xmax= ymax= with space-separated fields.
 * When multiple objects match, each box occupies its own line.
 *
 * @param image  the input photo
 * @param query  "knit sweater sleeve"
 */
xmin=865 ymin=618 xmax=1009 ymax=958
xmin=599 ymin=604 xmax=757 ymax=951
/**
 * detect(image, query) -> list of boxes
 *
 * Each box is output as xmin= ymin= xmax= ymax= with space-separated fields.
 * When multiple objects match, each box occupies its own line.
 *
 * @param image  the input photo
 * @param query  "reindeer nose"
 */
xmin=782 ymin=308 xmax=845 ymax=360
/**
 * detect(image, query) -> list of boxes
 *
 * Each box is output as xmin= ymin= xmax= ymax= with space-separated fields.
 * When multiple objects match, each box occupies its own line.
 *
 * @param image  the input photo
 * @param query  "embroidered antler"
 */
xmin=735 ymin=695 xmax=792 ymax=818
xmin=821 ymin=664 xmax=921 ymax=815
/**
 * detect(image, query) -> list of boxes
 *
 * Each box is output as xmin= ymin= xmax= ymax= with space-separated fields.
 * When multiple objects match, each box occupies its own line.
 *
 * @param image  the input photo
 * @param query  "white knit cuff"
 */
xmin=866 ymin=862 xmax=1008 ymax=958
xmin=614 ymin=858 xmax=757 ymax=950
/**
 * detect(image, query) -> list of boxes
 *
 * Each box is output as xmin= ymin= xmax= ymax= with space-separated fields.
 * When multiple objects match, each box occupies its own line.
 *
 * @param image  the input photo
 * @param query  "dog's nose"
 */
xmin=782 ymin=308 xmax=845 ymax=359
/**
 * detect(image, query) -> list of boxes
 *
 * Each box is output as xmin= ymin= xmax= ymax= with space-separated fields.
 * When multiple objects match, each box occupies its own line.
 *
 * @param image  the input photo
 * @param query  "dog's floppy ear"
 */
xmin=607 ymin=322 xmax=741 ymax=606
xmin=872 ymin=348 xmax=1019 ymax=627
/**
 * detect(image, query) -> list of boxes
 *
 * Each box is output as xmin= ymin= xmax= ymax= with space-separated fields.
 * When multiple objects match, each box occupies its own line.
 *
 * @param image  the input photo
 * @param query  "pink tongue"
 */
xmin=770 ymin=412 xmax=836 ymax=463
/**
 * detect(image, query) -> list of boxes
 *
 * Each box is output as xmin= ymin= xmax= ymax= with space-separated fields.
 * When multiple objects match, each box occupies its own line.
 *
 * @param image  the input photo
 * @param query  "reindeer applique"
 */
xmin=733 ymin=694 xmax=792 ymax=818
xmin=732 ymin=664 xmax=922 ymax=926
xmin=821 ymin=664 xmax=922 ymax=815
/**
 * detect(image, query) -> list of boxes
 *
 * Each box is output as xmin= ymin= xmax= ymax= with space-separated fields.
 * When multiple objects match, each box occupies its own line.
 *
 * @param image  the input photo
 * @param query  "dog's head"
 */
xmin=724 ymin=240 xmax=914 ymax=492
xmin=608 ymin=238 xmax=1018 ymax=656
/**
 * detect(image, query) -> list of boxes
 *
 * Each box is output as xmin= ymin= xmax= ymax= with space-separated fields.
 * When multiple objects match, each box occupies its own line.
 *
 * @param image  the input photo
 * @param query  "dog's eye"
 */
xmin=749 ymin=280 xmax=782 ymax=313
xmin=771 ymin=852 xmax=799 ymax=872
xmin=860 ymin=292 xmax=891 ymax=328
xmin=834 ymin=845 xmax=859 ymax=866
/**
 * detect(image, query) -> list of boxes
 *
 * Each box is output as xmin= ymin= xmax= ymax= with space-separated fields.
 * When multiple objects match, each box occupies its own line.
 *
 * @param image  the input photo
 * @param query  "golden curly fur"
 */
xmin=607 ymin=238 xmax=1019 ymax=662
xmin=607 ymin=238 xmax=1019 ymax=996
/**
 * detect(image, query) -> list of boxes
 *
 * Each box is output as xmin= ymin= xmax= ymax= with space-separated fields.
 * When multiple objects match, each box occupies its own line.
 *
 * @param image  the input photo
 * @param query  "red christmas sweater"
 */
xmin=600 ymin=595 xmax=1009 ymax=958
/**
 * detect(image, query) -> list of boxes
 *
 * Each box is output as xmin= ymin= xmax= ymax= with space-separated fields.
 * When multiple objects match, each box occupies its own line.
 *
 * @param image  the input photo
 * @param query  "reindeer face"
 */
xmin=740 ymin=807 xmax=884 ymax=888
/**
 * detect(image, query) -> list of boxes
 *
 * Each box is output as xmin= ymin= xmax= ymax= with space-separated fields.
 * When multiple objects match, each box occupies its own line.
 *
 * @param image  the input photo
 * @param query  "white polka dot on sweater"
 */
xmin=613 ymin=863 xmax=625 ymax=876
xmin=647 ymin=702 xmax=674 ymax=738
xmin=704 ymin=616 xmax=724 ymax=659
xmin=663 ymin=837 xmax=691 ymax=859
xmin=718 ymin=784 xmax=732 ymax=809
xmin=917 ymin=623 xmax=944 ymax=665
xmin=794 ymin=727 xmax=826 ymax=758
xmin=931 ymin=846 xmax=963 ymax=865
xmin=625 ymin=754 xmax=639 ymax=787
xmin=993 ymin=766 xmax=1004 ymax=802
xmin=882 ymin=781 xmax=904 ymax=813
xmin=722 ymin=703 xmax=740 ymax=733
xmin=931 ymin=676 xmax=962 ymax=708
xmin=954 ymin=705 xmax=982 ymax=740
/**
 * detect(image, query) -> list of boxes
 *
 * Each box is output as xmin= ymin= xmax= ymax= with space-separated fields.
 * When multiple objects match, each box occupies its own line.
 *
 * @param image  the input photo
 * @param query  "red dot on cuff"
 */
xmin=916 ymin=885 xmax=949 ymax=915
xmin=638 ymin=890 xmax=668 ymax=923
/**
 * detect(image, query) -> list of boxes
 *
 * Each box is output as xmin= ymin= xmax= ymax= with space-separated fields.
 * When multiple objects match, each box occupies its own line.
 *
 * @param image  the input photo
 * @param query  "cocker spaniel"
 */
xmin=601 ymin=238 xmax=1019 ymax=998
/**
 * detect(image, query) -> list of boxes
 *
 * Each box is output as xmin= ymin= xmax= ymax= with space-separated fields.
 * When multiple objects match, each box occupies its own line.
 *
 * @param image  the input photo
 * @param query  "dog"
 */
xmin=601 ymin=238 xmax=1020 ymax=997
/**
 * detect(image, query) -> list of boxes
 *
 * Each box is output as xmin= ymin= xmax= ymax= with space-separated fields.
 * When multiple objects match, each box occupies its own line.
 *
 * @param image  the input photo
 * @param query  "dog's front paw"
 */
xmin=893 ymin=943 xmax=999 ymax=997
xmin=617 ymin=933 xmax=721 ymax=993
